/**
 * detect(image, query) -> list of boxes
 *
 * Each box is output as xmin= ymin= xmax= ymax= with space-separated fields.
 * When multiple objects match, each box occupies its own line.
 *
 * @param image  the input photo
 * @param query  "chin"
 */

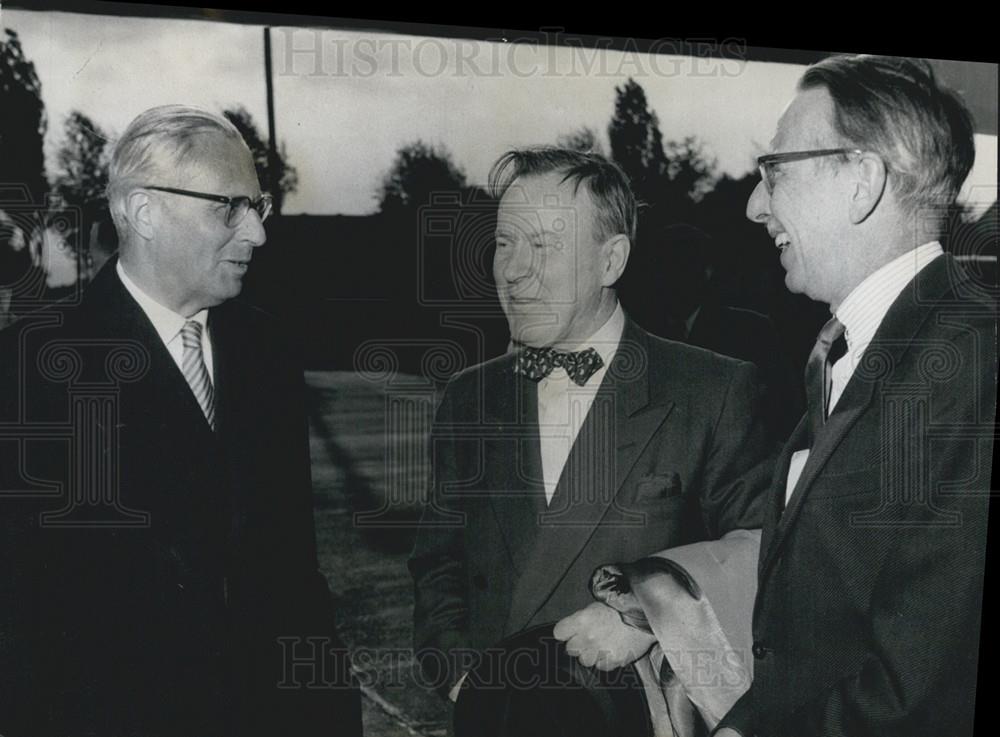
xmin=509 ymin=323 xmax=556 ymax=348
xmin=783 ymin=270 xmax=805 ymax=296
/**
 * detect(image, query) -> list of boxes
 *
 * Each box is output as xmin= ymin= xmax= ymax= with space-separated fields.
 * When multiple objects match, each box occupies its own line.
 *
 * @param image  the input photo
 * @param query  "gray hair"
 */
xmin=106 ymin=105 xmax=246 ymax=232
xmin=488 ymin=147 xmax=637 ymax=245
xmin=800 ymin=55 xmax=975 ymax=215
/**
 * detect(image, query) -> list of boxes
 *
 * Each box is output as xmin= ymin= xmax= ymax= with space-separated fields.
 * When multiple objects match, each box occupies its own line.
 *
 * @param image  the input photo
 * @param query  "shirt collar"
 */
xmin=532 ymin=302 xmax=624 ymax=386
xmin=116 ymin=260 xmax=208 ymax=345
xmin=576 ymin=301 xmax=626 ymax=370
xmin=835 ymin=241 xmax=943 ymax=353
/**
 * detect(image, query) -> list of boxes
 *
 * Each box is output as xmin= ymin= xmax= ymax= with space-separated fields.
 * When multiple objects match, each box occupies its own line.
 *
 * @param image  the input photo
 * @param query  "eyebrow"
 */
xmin=494 ymin=226 xmax=559 ymax=239
xmin=494 ymin=231 xmax=551 ymax=244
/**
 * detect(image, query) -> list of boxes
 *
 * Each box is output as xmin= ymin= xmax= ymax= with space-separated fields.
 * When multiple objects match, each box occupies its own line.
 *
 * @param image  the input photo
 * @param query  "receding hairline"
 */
xmin=496 ymin=168 xmax=597 ymax=203
xmin=106 ymin=108 xmax=257 ymax=239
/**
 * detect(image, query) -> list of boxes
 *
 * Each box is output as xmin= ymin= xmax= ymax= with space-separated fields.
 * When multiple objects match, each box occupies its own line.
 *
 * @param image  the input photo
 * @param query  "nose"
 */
xmin=745 ymin=179 xmax=771 ymax=224
xmin=240 ymin=208 xmax=267 ymax=247
xmin=496 ymin=240 xmax=535 ymax=284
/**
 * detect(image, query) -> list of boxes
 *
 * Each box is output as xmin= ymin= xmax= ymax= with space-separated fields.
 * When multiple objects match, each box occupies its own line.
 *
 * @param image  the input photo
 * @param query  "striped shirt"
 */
xmin=785 ymin=241 xmax=943 ymax=504
xmin=117 ymin=261 xmax=214 ymax=383
xmin=829 ymin=241 xmax=944 ymax=412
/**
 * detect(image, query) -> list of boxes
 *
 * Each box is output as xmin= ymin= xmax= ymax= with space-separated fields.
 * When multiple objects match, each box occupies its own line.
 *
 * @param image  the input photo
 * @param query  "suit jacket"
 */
xmin=717 ymin=255 xmax=996 ymax=737
xmin=0 ymin=259 xmax=361 ymax=736
xmin=408 ymin=317 xmax=775 ymax=692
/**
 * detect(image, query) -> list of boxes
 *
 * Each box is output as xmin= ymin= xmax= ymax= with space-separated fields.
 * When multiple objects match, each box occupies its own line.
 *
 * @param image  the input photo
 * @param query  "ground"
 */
xmin=307 ymin=370 xmax=450 ymax=737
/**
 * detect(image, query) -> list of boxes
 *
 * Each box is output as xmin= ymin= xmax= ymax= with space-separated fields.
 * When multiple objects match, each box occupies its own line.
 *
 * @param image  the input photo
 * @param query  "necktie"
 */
xmin=180 ymin=320 xmax=215 ymax=430
xmin=514 ymin=345 xmax=604 ymax=386
xmin=804 ymin=316 xmax=846 ymax=444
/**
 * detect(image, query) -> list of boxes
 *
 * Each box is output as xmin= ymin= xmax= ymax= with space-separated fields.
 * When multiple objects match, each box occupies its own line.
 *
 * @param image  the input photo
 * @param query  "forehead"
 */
xmin=176 ymin=132 xmax=259 ymax=195
xmin=771 ymin=86 xmax=840 ymax=152
xmin=496 ymin=172 xmax=592 ymax=234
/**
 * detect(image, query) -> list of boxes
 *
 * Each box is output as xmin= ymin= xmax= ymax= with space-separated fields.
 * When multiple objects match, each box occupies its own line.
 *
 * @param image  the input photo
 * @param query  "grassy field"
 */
xmin=307 ymin=371 xmax=449 ymax=737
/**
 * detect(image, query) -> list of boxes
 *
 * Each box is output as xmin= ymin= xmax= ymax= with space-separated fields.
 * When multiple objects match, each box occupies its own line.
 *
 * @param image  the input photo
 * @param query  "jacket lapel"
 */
xmin=85 ymin=260 xmax=217 ymax=445
xmin=207 ymin=307 xmax=237 ymax=441
xmin=76 ymin=260 xmax=221 ymax=521
xmin=757 ymin=384 xmax=876 ymax=580
xmin=486 ymin=359 xmax=547 ymax=577
xmin=757 ymin=417 xmax=805 ymax=576
xmin=504 ymin=320 xmax=674 ymax=633
xmin=757 ymin=255 xmax=966 ymax=583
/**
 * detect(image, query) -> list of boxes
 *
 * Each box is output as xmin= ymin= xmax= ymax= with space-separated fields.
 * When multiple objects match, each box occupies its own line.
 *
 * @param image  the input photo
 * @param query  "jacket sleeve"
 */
xmin=699 ymin=361 xmax=776 ymax=537
xmin=713 ymin=688 xmax=755 ymax=735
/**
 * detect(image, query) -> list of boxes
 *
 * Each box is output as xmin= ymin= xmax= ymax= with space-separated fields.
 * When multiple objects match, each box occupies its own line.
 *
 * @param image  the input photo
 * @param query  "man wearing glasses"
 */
xmin=714 ymin=55 xmax=995 ymax=736
xmin=0 ymin=106 xmax=361 ymax=735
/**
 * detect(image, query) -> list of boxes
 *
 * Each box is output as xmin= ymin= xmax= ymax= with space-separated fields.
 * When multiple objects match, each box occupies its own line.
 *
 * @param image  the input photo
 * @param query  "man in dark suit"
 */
xmin=409 ymin=148 xmax=774 ymax=701
xmin=0 ymin=106 xmax=361 ymax=735
xmin=714 ymin=56 xmax=995 ymax=737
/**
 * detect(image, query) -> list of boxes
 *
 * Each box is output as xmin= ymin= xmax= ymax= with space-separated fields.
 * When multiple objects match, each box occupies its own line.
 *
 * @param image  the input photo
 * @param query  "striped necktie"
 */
xmin=180 ymin=320 xmax=215 ymax=430
xmin=804 ymin=316 xmax=846 ymax=445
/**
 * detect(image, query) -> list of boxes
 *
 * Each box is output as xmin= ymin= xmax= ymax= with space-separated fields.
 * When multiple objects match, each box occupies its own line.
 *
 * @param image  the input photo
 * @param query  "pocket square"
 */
xmin=635 ymin=472 xmax=682 ymax=500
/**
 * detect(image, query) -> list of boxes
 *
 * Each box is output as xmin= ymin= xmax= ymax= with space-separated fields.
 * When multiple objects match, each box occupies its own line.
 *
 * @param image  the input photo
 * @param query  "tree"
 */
xmin=1 ymin=30 xmax=48 ymax=302
xmin=376 ymin=140 xmax=467 ymax=213
xmin=556 ymin=127 xmax=605 ymax=156
xmin=54 ymin=112 xmax=110 ymax=207
xmin=607 ymin=77 xmax=667 ymax=205
xmin=52 ymin=111 xmax=111 ymax=254
xmin=607 ymin=79 xmax=718 ymax=224
xmin=665 ymin=136 xmax=718 ymax=203
xmin=1 ymin=30 xmax=47 ymax=204
xmin=222 ymin=105 xmax=298 ymax=215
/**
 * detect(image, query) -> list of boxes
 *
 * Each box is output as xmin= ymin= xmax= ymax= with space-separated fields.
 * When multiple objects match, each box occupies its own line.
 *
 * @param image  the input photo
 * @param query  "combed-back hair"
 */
xmin=488 ymin=147 xmax=637 ymax=245
xmin=800 ymin=55 xmax=975 ymax=214
xmin=107 ymin=105 xmax=247 ymax=232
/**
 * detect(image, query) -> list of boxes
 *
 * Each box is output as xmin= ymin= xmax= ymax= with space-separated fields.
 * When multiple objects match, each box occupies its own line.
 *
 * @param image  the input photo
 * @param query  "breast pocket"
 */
xmin=633 ymin=471 xmax=683 ymax=501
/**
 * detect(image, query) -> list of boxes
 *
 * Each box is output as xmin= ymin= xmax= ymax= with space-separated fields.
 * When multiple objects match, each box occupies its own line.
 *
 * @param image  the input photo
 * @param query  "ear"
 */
xmin=124 ymin=189 xmax=155 ymax=241
xmin=600 ymin=234 xmax=631 ymax=287
xmin=848 ymin=153 xmax=886 ymax=224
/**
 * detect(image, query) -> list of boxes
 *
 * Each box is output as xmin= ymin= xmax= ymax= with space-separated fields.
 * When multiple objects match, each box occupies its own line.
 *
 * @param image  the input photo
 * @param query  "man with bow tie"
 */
xmin=409 ymin=147 xmax=775 ymax=704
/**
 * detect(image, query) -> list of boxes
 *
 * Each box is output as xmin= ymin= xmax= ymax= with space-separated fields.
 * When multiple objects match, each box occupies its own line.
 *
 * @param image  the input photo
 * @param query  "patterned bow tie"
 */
xmin=514 ymin=345 xmax=604 ymax=386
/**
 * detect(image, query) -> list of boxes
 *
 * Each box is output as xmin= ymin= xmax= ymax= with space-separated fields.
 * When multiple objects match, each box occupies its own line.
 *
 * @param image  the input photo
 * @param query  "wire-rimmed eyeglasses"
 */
xmin=143 ymin=185 xmax=273 ymax=227
xmin=756 ymin=148 xmax=863 ymax=194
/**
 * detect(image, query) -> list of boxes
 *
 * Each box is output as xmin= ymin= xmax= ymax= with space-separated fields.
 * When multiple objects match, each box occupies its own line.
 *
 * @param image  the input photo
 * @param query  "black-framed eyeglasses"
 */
xmin=143 ymin=185 xmax=273 ymax=227
xmin=756 ymin=148 xmax=863 ymax=194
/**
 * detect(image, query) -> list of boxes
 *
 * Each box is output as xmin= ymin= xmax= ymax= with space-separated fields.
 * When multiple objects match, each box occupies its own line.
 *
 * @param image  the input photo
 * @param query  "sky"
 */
xmin=3 ymin=9 xmax=997 ymax=217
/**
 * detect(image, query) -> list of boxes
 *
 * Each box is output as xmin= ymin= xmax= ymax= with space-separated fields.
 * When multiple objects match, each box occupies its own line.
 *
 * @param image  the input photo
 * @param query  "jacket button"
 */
xmin=473 ymin=574 xmax=488 ymax=590
xmin=752 ymin=642 xmax=770 ymax=659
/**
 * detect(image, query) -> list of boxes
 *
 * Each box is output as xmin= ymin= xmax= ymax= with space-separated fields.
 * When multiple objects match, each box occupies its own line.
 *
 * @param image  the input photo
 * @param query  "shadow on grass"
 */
xmin=307 ymin=384 xmax=422 ymax=556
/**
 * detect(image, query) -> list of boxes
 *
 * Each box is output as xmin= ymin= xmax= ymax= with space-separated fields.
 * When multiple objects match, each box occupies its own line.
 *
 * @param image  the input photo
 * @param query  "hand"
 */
xmin=553 ymin=602 xmax=657 ymax=671
xmin=447 ymin=671 xmax=468 ymax=703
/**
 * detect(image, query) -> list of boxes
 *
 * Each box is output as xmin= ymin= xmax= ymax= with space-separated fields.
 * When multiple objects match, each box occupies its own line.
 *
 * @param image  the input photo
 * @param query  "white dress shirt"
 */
xmin=784 ymin=242 xmax=944 ymax=503
xmin=116 ymin=261 xmax=214 ymax=382
xmin=536 ymin=303 xmax=625 ymax=505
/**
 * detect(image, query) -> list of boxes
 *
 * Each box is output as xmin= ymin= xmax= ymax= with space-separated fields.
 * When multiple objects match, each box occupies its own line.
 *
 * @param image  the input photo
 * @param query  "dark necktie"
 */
xmin=514 ymin=345 xmax=604 ymax=387
xmin=804 ymin=316 xmax=846 ymax=445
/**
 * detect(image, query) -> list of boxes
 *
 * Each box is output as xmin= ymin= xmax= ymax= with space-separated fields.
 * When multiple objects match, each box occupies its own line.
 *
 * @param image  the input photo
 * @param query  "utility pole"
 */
xmin=263 ymin=27 xmax=280 ymax=215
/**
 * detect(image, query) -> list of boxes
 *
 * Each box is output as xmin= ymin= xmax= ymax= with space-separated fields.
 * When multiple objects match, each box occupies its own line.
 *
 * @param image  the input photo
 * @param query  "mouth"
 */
xmin=773 ymin=232 xmax=791 ymax=252
xmin=504 ymin=290 xmax=539 ymax=305
xmin=225 ymin=259 xmax=251 ymax=273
